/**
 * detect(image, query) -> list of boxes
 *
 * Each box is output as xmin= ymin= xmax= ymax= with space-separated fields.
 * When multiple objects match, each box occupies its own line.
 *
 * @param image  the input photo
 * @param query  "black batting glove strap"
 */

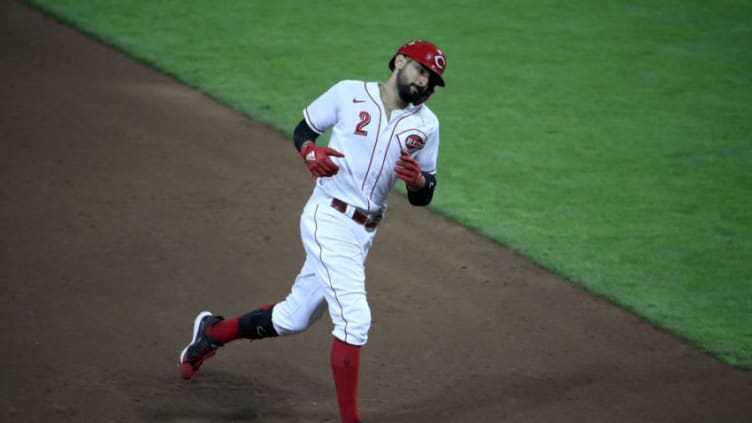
xmin=407 ymin=172 xmax=436 ymax=206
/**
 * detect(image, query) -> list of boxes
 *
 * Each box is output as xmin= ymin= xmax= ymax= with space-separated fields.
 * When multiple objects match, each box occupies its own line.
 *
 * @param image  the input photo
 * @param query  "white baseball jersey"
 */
xmin=303 ymin=80 xmax=440 ymax=214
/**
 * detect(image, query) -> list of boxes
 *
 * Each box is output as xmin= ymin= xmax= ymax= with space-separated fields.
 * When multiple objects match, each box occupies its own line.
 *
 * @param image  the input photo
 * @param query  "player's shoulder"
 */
xmin=336 ymin=79 xmax=367 ymax=86
xmin=416 ymin=103 xmax=440 ymax=126
xmin=326 ymin=80 xmax=369 ymax=98
xmin=332 ymin=79 xmax=368 ymax=90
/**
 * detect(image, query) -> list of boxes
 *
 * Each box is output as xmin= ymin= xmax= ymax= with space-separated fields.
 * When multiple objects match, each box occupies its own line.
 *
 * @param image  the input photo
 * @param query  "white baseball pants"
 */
xmin=271 ymin=188 xmax=377 ymax=346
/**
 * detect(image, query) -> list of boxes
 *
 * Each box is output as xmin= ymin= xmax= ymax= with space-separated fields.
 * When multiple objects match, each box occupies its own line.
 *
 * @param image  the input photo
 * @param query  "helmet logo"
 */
xmin=434 ymin=54 xmax=446 ymax=71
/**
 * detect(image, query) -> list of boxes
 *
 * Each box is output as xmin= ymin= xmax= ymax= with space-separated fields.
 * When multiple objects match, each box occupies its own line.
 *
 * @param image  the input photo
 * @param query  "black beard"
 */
xmin=396 ymin=69 xmax=424 ymax=104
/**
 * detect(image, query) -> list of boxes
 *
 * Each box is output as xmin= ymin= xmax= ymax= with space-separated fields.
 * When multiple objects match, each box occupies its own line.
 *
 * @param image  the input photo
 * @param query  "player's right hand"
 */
xmin=299 ymin=141 xmax=345 ymax=177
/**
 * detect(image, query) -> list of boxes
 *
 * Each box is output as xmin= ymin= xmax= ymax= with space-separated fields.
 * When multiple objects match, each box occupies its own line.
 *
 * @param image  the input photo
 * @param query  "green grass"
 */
xmin=25 ymin=0 xmax=752 ymax=369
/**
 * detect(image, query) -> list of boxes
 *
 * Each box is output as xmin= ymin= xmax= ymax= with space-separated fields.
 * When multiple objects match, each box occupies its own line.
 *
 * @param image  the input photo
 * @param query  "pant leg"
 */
xmin=302 ymin=200 xmax=374 ymax=346
xmin=271 ymin=255 xmax=328 ymax=335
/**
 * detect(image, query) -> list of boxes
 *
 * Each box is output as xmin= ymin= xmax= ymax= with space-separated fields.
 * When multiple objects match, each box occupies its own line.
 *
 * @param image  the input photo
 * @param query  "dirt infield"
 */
xmin=2 ymin=1 xmax=750 ymax=422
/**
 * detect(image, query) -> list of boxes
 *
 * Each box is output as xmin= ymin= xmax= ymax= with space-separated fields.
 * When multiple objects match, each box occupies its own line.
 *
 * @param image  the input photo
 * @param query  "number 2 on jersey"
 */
xmin=354 ymin=111 xmax=371 ymax=136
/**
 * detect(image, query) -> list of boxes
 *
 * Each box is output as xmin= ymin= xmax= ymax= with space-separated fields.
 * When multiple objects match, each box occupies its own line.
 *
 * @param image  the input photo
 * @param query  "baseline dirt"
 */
xmin=2 ymin=2 xmax=750 ymax=422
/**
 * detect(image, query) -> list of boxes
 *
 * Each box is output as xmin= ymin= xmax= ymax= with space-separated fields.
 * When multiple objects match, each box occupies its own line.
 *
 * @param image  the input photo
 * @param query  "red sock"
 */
xmin=331 ymin=337 xmax=361 ymax=423
xmin=206 ymin=317 xmax=241 ymax=344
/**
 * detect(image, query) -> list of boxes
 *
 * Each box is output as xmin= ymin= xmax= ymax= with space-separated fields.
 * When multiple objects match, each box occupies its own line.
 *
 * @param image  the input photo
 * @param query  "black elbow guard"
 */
xmin=407 ymin=172 xmax=436 ymax=206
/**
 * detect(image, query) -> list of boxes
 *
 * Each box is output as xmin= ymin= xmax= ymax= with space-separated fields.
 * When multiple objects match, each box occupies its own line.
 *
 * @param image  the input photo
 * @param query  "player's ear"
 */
xmin=394 ymin=54 xmax=409 ymax=69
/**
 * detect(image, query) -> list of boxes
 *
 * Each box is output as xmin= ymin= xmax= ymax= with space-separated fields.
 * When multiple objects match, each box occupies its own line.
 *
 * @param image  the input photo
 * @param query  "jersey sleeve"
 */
xmin=416 ymin=124 xmax=440 ymax=175
xmin=302 ymin=81 xmax=344 ymax=135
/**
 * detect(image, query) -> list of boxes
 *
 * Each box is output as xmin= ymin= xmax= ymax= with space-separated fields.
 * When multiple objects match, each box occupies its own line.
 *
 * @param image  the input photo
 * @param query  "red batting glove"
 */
xmin=300 ymin=141 xmax=345 ymax=177
xmin=395 ymin=152 xmax=425 ymax=190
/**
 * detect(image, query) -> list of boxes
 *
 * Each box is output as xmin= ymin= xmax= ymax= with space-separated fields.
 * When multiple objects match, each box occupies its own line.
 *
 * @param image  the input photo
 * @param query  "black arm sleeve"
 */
xmin=293 ymin=119 xmax=320 ymax=152
xmin=407 ymin=172 xmax=437 ymax=206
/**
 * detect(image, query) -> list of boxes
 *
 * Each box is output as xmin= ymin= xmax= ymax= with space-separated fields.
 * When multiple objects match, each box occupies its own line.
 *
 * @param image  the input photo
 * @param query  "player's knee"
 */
xmin=333 ymin=304 xmax=371 ymax=346
xmin=272 ymin=302 xmax=326 ymax=335
xmin=274 ymin=320 xmax=309 ymax=335
xmin=347 ymin=319 xmax=371 ymax=345
xmin=273 ymin=312 xmax=314 ymax=335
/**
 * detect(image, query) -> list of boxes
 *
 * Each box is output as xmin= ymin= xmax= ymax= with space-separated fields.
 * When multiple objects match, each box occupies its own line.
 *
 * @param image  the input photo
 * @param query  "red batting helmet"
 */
xmin=388 ymin=40 xmax=447 ymax=87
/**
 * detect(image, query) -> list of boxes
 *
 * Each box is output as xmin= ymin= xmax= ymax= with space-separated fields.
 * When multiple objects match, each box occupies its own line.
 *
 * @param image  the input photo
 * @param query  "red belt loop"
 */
xmin=331 ymin=198 xmax=380 ymax=229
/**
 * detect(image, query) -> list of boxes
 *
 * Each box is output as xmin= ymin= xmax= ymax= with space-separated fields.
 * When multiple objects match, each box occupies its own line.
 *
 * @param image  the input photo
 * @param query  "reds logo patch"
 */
xmin=404 ymin=134 xmax=425 ymax=152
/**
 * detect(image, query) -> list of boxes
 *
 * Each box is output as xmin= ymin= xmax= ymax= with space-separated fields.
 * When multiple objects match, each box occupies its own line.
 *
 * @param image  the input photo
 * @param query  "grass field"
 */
xmin=25 ymin=0 xmax=752 ymax=369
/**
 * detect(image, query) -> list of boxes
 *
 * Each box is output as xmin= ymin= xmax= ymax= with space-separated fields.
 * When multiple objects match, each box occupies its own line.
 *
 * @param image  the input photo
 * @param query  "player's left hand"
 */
xmin=395 ymin=152 xmax=425 ymax=190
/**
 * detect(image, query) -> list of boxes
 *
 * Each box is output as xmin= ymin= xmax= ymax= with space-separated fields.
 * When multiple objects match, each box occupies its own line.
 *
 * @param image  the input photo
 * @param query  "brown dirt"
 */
xmin=2 ymin=1 xmax=750 ymax=422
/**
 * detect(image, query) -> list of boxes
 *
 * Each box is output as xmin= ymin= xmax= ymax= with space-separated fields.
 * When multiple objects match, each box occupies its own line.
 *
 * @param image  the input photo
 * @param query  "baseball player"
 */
xmin=178 ymin=40 xmax=447 ymax=423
